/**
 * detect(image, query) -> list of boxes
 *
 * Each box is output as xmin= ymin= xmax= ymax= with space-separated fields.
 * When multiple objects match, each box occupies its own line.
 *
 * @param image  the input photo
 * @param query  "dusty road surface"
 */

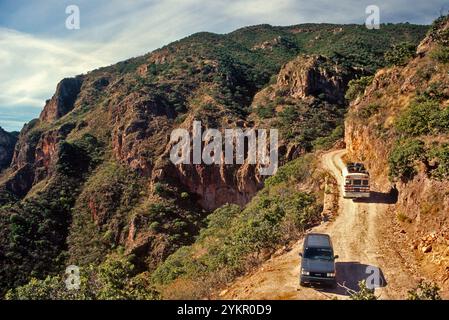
xmin=221 ymin=149 xmax=416 ymax=300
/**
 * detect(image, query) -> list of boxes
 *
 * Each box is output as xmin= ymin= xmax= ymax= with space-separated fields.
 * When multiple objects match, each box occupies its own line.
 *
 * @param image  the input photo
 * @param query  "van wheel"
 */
xmin=300 ymin=281 xmax=307 ymax=287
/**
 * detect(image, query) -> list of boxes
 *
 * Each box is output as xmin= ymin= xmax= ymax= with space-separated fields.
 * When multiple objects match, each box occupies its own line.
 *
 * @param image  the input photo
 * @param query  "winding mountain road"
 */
xmin=221 ymin=149 xmax=414 ymax=299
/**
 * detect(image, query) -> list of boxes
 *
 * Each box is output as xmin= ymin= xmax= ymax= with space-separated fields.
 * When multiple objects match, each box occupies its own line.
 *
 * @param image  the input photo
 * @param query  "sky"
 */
xmin=0 ymin=0 xmax=448 ymax=132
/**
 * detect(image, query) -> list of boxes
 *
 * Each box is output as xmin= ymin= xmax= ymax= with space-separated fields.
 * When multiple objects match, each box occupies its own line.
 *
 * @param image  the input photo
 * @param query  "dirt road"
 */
xmin=221 ymin=149 xmax=415 ymax=299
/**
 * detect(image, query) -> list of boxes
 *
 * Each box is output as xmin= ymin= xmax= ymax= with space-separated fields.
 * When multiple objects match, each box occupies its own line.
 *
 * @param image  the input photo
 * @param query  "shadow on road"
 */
xmin=353 ymin=186 xmax=398 ymax=204
xmin=313 ymin=262 xmax=387 ymax=296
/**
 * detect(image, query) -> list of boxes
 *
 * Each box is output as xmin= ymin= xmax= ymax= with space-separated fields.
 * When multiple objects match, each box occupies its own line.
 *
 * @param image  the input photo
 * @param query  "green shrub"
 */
xmin=265 ymin=154 xmax=313 ymax=186
xmin=150 ymin=246 xmax=207 ymax=285
xmin=312 ymin=125 xmax=344 ymax=150
xmin=345 ymin=76 xmax=374 ymax=101
xmin=149 ymin=221 xmax=160 ymax=231
xmin=422 ymin=82 xmax=449 ymax=101
xmin=255 ymin=104 xmax=276 ymax=119
xmin=5 ymin=254 xmax=160 ymax=300
xmin=384 ymin=42 xmax=416 ymax=66
xmin=396 ymin=99 xmax=447 ymax=136
xmin=388 ymin=139 xmax=425 ymax=180
xmin=202 ymin=103 xmax=217 ymax=112
xmin=430 ymin=45 xmax=449 ymax=64
xmin=154 ymin=183 xmax=167 ymax=196
xmin=408 ymin=280 xmax=441 ymax=300
xmin=349 ymin=281 xmax=378 ymax=300
xmin=357 ymin=103 xmax=381 ymax=119
xmin=428 ymin=15 xmax=449 ymax=46
xmin=428 ymin=143 xmax=449 ymax=180
xmin=180 ymin=192 xmax=189 ymax=199
xmin=278 ymin=105 xmax=299 ymax=125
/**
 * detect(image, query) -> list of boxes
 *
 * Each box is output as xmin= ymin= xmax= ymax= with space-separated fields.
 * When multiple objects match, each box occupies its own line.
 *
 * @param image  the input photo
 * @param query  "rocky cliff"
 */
xmin=39 ymin=76 xmax=84 ymax=122
xmin=345 ymin=15 xmax=449 ymax=291
xmin=0 ymin=127 xmax=17 ymax=171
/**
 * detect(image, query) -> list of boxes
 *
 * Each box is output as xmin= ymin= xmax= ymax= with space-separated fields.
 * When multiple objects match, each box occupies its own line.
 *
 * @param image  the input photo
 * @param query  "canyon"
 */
xmin=1 ymin=19 xmax=445 ymax=300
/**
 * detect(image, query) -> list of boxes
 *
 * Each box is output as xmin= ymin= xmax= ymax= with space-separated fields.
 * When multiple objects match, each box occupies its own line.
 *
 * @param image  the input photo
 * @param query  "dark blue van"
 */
xmin=299 ymin=233 xmax=338 ymax=287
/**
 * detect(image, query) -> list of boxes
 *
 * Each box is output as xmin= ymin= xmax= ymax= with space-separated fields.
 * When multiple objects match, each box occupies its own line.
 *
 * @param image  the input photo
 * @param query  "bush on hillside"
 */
xmin=357 ymin=103 xmax=381 ymax=119
xmin=430 ymin=45 xmax=449 ymax=64
xmin=255 ymin=103 xmax=276 ymax=119
xmin=407 ymin=280 xmax=441 ymax=300
xmin=388 ymin=139 xmax=425 ymax=181
xmin=384 ymin=42 xmax=416 ymax=66
xmin=428 ymin=143 xmax=449 ymax=180
xmin=5 ymin=253 xmax=160 ymax=300
xmin=349 ymin=281 xmax=378 ymax=300
xmin=345 ymin=76 xmax=374 ymax=101
xmin=396 ymin=99 xmax=448 ymax=136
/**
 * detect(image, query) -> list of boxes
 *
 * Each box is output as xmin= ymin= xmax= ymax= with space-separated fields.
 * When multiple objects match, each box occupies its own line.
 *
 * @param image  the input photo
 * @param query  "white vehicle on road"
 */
xmin=342 ymin=162 xmax=370 ymax=199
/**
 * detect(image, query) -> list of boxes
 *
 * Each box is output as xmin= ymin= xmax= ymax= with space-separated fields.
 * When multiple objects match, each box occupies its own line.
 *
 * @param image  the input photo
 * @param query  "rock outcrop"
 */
xmin=251 ymin=54 xmax=363 ymax=163
xmin=0 ymin=127 xmax=17 ymax=171
xmin=155 ymin=129 xmax=264 ymax=211
xmin=276 ymin=55 xmax=359 ymax=104
xmin=39 ymin=76 xmax=84 ymax=122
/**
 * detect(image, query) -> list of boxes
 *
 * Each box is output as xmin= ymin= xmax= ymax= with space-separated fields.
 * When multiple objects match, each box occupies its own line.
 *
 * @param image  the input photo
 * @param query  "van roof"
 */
xmin=305 ymin=233 xmax=331 ymax=248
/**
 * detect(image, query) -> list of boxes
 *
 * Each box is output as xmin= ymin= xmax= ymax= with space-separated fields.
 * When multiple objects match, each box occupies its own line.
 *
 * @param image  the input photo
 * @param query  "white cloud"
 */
xmin=0 ymin=28 xmax=109 ymax=102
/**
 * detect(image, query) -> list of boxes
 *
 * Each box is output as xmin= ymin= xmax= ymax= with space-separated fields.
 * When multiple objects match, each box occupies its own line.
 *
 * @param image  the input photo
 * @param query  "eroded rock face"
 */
xmin=40 ymin=76 xmax=84 ymax=122
xmin=111 ymin=92 xmax=176 ymax=176
xmin=277 ymin=55 xmax=357 ymax=104
xmin=4 ymin=164 xmax=34 ymax=197
xmin=10 ymin=121 xmax=40 ymax=171
xmin=156 ymin=156 xmax=263 ymax=211
xmin=7 ymin=120 xmax=76 ymax=196
xmin=0 ymin=127 xmax=17 ymax=171
xmin=33 ymin=123 xmax=76 ymax=182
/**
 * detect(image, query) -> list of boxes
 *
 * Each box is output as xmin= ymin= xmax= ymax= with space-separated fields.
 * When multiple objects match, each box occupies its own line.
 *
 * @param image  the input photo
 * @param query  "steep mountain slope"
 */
xmin=0 ymin=23 xmax=428 ymax=297
xmin=345 ymin=15 xmax=449 ymax=293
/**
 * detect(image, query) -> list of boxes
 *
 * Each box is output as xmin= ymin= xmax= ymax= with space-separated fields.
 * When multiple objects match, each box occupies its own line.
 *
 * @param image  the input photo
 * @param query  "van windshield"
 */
xmin=304 ymin=247 xmax=333 ymax=260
